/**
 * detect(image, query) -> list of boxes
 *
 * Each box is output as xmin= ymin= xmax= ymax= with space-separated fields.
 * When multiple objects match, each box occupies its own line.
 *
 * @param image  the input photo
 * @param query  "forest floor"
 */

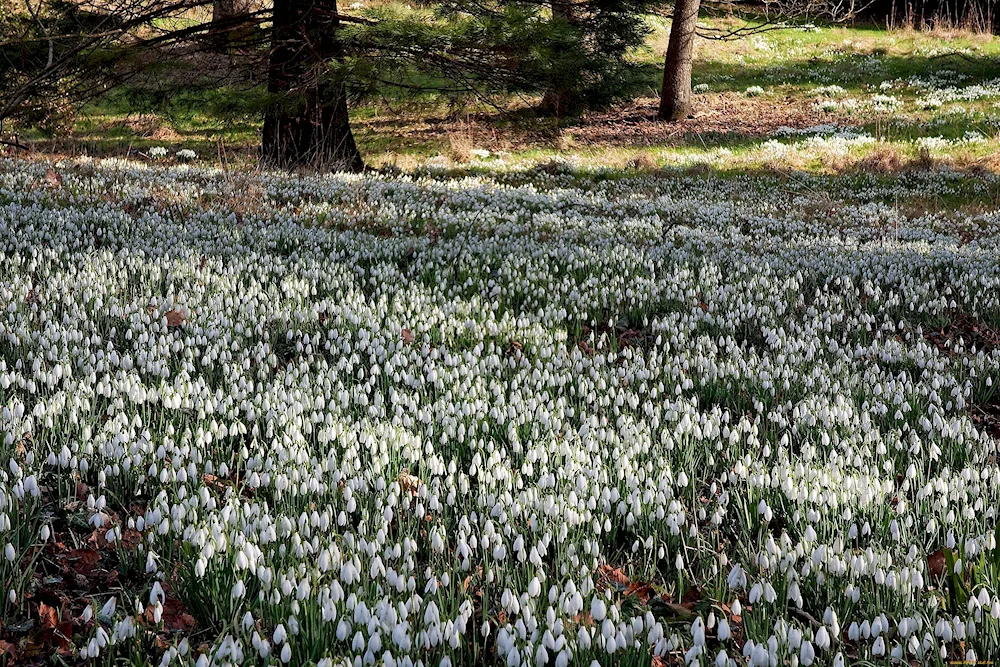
xmin=8 ymin=18 xmax=1000 ymax=175
xmin=2 ymin=14 xmax=1000 ymax=667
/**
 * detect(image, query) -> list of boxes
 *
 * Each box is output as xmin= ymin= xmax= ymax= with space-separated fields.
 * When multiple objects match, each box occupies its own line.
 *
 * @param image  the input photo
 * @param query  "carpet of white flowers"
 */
xmin=1 ymin=156 xmax=1000 ymax=667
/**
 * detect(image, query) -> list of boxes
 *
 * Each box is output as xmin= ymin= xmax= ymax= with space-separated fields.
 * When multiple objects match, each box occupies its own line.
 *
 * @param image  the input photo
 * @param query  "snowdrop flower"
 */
xmin=0 ymin=154 xmax=996 ymax=667
xmin=150 ymin=582 xmax=164 ymax=605
xmin=99 ymin=597 xmax=116 ymax=621
xmin=717 ymin=618 xmax=730 ymax=641
xmin=815 ymin=626 xmax=830 ymax=650
xmin=231 ymin=580 xmax=246 ymax=599
xmin=800 ymin=640 xmax=815 ymax=665
xmin=591 ymin=598 xmax=607 ymax=622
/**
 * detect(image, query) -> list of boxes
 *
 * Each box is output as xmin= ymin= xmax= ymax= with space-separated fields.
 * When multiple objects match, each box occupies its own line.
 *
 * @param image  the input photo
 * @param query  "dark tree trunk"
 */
xmin=260 ymin=0 xmax=364 ymax=172
xmin=658 ymin=0 xmax=700 ymax=121
xmin=212 ymin=0 xmax=239 ymax=23
xmin=210 ymin=0 xmax=247 ymax=49
xmin=539 ymin=0 xmax=577 ymax=115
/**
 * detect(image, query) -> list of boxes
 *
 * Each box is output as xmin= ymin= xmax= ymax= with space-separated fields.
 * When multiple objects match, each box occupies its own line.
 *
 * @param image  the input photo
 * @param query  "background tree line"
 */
xmin=1 ymin=0 xmax=915 ymax=171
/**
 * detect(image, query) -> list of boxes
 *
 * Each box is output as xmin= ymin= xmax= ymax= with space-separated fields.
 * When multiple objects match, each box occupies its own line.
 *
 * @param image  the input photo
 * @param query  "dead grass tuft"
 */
xmin=625 ymin=153 xmax=659 ymax=171
xmin=122 ymin=114 xmax=166 ymax=136
xmin=853 ymin=145 xmax=908 ymax=173
xmin=684 ymin=161 xmax=713 ymax=176
xmin=554 ymin=131 xmax=578 ymax=151
xmin=838 ymin=145 xmax=943 ymax=174
xmin=150 ymin=125 xmax=183 ymax=142
xmin=447 ymin=126 xmax=475 ymax=163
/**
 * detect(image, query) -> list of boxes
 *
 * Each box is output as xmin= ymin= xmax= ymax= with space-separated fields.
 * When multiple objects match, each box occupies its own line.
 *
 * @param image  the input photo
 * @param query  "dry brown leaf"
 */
xmin=165 ymin=309 xmax=186 ymax=328
xmin=597 ymin=563 xmax=629 ymax=588
xmin=624 ymin=581 xmax=655 ymax=603
xmin=37 ymin=603 xmax=59 ymax=629
xmin=398 ymin=469 xmax=423 ymax=496
xmin=62 ymin=548 xmax=101 ymax=575
xmin=927 ymin=549 xmax=947 ymax=578
xmin=145 ymin=598 xmax=196 ymax=632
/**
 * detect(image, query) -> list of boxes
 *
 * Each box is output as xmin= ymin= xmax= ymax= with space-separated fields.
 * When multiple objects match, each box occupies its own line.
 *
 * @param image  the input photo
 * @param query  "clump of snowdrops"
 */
xmin=0 ymin=156 xmax=999 ymax=666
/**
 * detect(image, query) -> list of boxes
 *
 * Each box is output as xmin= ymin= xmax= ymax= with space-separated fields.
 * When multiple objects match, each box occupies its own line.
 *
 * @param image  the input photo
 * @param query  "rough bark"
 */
xmin=260 ymin=0 xmax=364 ymax=172
xmin=658 ymin=0 xmax=700 ymax=121
xmin=212 ymin=0 xmax=240 ymax=24
xmin=209 ymin=0 xmax=248 ymax=48
xmin=539 ymin=0 xmax=577 ymax=115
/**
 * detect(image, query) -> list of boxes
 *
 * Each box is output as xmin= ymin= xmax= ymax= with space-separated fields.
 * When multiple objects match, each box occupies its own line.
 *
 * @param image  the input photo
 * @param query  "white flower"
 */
xmin=815 ymin=626 xmax=830 ymax=650
xmin=800 ymin=640 xmax=815 ymax=666
xmin=591 ymin=598 xmax=607 ymax=622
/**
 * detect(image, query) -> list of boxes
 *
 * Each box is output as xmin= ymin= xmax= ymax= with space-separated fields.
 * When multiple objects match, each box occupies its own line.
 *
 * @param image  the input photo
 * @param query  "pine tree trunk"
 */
xmin=212 ymin=0 xmax=238 ymax=23
xmin=540 ymin=0 xmax=577 ymax=115
xmin=260 ymin=0 xmax=364 ymax=172
xmin=658 ymin=0 xmax=700 ymax=121
xmin=210 ymin=0 xmax=245 ymax=49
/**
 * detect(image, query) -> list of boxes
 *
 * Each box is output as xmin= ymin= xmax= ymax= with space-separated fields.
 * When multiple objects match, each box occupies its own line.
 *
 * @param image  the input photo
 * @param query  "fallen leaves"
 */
xmin=144 ymin=592 xmax=196 ymax=633
xmin=398 ymin=469 xmax=423 ymax=496
xmin=61 ymin=548 xmax=101 ymax=576
xmin=201 ymin=472 xmax=234 ymax=494
xmin=146 ymin=305 xmax=187 ymax=328
xmin=596 ymin=562 xmax=729 ymax=629
xmin=576 ymin=321 xmax=653 ymax=356
xmin=928 ymin=549 xmax=948 ymax=578
xmin=0 ymin=469 xmax=156 ymax=666
xmin=924 ymin=311 xmax=1000 ymax=356
xmin=37 ymin=603 xmax=59 ymax=630
xmin=35 ymin=601 xmax=74 ymax=652
xmin=597 ymin=563 xmax=630 ymax=589
xmin=164 ymin=309 xmax=186 ymax=328
xmin=44 ymin=169 xmax=63 ymax=189
xmin=596 ymin=564 xmax=658 ymax=606
xmin=5 ymin=596 xmax=80 ymax=662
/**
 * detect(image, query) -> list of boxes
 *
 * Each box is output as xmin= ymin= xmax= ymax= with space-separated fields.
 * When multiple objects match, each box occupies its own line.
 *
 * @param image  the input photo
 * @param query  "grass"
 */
xmin=7 ymin=14 xmax=1000 ymax=174
xmin=5 ymin=10 xmax=1000 ymax=667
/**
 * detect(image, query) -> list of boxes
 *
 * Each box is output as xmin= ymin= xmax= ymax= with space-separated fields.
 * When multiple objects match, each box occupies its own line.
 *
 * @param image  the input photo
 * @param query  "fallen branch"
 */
xmin=789 ymin=607 xmax=822 ymax=629
xmin=0 ymin=137 xmax=31 ymax=151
